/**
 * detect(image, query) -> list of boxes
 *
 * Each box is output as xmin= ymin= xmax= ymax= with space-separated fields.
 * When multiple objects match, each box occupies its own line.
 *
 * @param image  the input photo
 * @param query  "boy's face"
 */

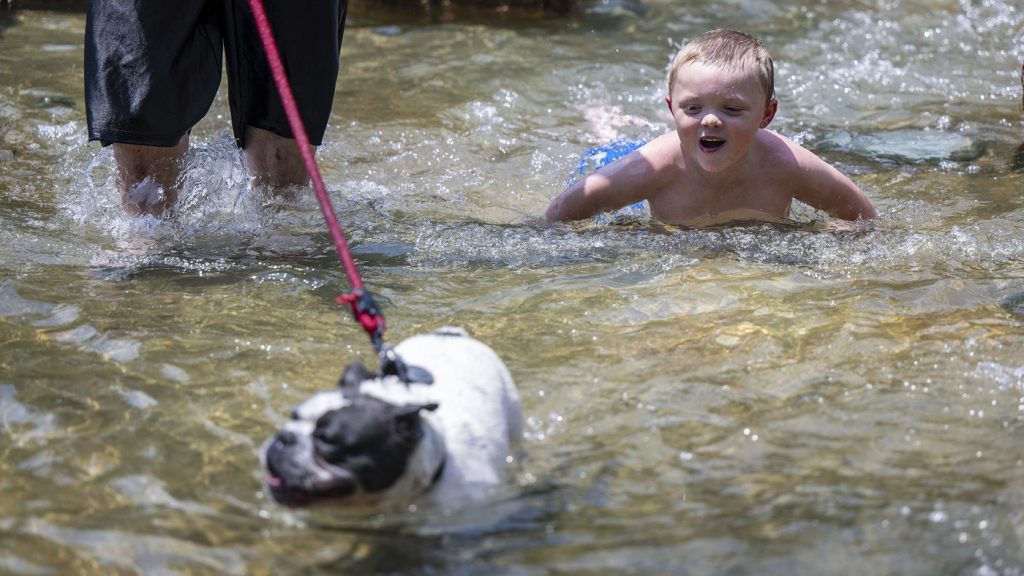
xmin=666 ymin=61 xmax=777 ymax=174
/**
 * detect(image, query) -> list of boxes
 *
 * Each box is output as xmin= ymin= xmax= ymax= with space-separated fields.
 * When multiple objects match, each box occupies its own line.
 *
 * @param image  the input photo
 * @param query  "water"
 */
xmin=1 ymin=1 xmax=1023 ymax=574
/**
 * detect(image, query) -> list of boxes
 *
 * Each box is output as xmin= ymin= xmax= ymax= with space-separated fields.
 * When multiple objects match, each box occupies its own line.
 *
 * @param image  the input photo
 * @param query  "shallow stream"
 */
xmin=2 ymin=1 xmax=1024 ymax=573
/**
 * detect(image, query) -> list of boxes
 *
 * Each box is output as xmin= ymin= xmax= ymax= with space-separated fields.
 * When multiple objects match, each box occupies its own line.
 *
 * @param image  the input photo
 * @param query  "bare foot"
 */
xmin=243 ymin=126 xmax=311 ymax=195
xmin=123 ymin=176 xmax=169 ymax=216
xmin=112 ymin=136 xmax=187 ymax=216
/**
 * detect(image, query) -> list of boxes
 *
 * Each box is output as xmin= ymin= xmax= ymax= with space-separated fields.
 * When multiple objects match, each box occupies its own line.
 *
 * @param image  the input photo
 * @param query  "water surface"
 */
xmin=1 ymin=1 xmax=1024 ymax=574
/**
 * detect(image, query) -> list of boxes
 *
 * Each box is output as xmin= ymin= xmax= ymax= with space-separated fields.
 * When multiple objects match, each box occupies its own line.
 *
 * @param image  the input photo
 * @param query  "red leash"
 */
xmin=247 ymin=0 xmax=385 ymax=350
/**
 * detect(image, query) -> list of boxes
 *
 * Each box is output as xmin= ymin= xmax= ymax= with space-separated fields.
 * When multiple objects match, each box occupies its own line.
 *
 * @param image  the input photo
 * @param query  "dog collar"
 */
xmin=429 ymin=456 xmax=446 ymax=490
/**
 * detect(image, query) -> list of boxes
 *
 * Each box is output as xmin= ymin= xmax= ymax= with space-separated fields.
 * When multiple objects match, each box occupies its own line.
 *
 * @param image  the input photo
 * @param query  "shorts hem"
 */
xmin=88 ymin=129 xmax=194 ymax=148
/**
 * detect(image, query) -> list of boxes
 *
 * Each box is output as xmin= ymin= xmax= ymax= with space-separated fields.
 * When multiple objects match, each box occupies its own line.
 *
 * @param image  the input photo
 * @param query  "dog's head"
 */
xmin=261 ymin=362 xmax=441 ymax=508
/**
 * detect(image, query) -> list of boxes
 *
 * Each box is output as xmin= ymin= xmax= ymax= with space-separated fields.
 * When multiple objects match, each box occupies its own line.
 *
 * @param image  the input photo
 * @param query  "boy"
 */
xmin=545 ymin=29 xmax=877 ymax=227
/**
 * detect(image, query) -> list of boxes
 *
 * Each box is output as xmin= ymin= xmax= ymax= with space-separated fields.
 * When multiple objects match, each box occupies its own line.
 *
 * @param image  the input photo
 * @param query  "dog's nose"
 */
xmin=275 ymin=431 xmax=298 ymax=446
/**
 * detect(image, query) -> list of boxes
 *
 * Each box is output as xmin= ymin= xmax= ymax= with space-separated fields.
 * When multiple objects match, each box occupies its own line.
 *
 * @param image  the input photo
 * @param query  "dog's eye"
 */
xmin=314 ymin=428 xmax=348 ymax=451
xmin=313 ymin=429 xmax=354 ymax=464
xmin=314 ymin=429 xmax=334 ymax=445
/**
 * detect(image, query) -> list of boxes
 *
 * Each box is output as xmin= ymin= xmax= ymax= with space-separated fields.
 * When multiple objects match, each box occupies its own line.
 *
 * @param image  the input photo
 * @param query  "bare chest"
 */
xmin=647 ymin=172 xmax=795 ymax=227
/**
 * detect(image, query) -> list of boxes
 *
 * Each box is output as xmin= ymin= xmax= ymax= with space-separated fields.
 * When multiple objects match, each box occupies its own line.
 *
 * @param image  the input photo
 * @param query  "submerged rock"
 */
xmin=1002 ymin=291 xmax=1024 ymax=319
xmin=822 ymin=129 xmax=986 ymax=164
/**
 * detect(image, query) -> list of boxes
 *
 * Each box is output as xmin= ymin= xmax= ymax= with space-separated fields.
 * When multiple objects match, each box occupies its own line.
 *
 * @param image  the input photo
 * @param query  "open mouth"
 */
xmin=700 ymin=136 xmax=725 ymax=152
xmin=265 ymin=474 xmax=316 ymax=507
xmin=265 ymin=472 xmax=359 ymax=507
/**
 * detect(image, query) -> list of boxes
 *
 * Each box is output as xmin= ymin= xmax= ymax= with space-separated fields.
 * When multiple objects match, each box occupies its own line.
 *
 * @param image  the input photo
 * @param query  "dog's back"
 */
xmin=363 ymin=327 xmax=522 ymax=499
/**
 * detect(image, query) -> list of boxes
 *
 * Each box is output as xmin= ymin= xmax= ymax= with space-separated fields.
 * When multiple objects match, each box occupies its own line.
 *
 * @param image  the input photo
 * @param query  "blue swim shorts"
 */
xmin=571 ymin=139 xmax=649 ymax=222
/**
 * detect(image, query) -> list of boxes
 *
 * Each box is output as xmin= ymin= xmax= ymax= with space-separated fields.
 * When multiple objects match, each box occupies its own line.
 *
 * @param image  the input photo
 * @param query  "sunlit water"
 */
xmin=2 ymin=1 xmax=1023 ymax=574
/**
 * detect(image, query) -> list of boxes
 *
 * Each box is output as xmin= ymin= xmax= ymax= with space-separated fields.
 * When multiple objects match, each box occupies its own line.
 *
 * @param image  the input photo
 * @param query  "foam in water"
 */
xmin=61 ymin=137 xmax=343 ymax=272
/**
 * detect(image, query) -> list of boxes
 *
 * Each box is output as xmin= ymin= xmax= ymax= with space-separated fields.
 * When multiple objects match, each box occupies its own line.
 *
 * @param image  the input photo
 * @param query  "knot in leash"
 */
xmin=337 ymin=289 xmax=385 ymax=352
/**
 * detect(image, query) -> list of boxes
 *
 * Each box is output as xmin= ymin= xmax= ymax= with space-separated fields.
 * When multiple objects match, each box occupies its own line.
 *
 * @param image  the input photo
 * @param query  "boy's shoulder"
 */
xmin=753 ymin=129 xmax=827 ymax=177
xmin=638 ymin=130 xmax=683 ymax=157
xmin=637 ymin=131 xmax=687 ymax=174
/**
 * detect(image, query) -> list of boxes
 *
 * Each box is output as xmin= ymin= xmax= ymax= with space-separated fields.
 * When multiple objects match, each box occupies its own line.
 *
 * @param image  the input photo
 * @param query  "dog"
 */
xmin=261 ymin=327 xmax=522 ymax=509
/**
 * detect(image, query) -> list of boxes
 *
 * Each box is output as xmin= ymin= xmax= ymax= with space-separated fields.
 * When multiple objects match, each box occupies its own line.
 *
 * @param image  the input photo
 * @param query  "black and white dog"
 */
xmin=261 ymin=327 xmax=522 ymax=509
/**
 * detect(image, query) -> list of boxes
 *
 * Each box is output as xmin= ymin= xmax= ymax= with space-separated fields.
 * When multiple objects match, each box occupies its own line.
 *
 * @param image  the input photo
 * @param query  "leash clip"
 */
xmin=337 ymin=289 xmax=432 ymax=385
xmin=379 ymin=345 xmax=434 ymax=385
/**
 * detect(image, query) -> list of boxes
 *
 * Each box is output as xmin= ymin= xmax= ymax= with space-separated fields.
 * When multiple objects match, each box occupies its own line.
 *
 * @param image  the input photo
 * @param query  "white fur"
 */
xmin=268 ymin=327 xmax=521 ymax=507
xmin=366 ymin=327 xmax=522 ymax=503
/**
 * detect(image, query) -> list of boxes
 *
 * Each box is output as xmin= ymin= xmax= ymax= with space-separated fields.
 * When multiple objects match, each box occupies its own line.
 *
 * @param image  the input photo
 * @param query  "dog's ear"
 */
xmin=339 ymin=361 xmax=377 ymax=391
xmin=395 ymin=402 xmax=439 ymax=417
xmin=394 ymin=403 xmax=439 ymax=440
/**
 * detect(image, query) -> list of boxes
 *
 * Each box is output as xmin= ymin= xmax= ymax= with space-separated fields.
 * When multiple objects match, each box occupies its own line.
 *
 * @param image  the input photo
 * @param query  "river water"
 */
xmin=1 ymin=1 xmax=1023 ymax=574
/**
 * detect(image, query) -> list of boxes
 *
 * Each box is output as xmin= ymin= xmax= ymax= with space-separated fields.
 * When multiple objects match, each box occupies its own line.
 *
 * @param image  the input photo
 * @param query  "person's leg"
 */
xmin=112 ymin=135 xmax=189 ymax=216
xmin=224 ymin=0 xmax=347 ymax=192
xmin=85 ymin=0 xmax=222 ymax=216
xmin=242 ymin=126 xmax=309 ymax=190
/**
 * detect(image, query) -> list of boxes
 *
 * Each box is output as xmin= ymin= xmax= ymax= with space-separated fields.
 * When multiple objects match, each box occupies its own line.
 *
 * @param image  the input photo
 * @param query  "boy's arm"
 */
xmin=545 ymin=140 xmax=666 ymax=222
xmin=791 ymin=146 xmax=878 ymax=221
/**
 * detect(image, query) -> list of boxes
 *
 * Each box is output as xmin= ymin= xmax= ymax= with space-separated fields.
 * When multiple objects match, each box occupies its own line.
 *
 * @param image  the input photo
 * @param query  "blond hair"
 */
xmin=666 ymin=29 xmax=775 ymax=105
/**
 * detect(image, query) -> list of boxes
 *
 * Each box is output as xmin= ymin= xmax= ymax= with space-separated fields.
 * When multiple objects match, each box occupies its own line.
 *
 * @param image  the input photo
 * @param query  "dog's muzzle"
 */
xmin=263 ymin=430 xmax=359 ymax=507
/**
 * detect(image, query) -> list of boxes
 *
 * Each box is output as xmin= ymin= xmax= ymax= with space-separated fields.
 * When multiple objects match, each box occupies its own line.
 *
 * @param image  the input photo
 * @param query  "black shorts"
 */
xmin=85 ymin=0 xmax=347 ymax=148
